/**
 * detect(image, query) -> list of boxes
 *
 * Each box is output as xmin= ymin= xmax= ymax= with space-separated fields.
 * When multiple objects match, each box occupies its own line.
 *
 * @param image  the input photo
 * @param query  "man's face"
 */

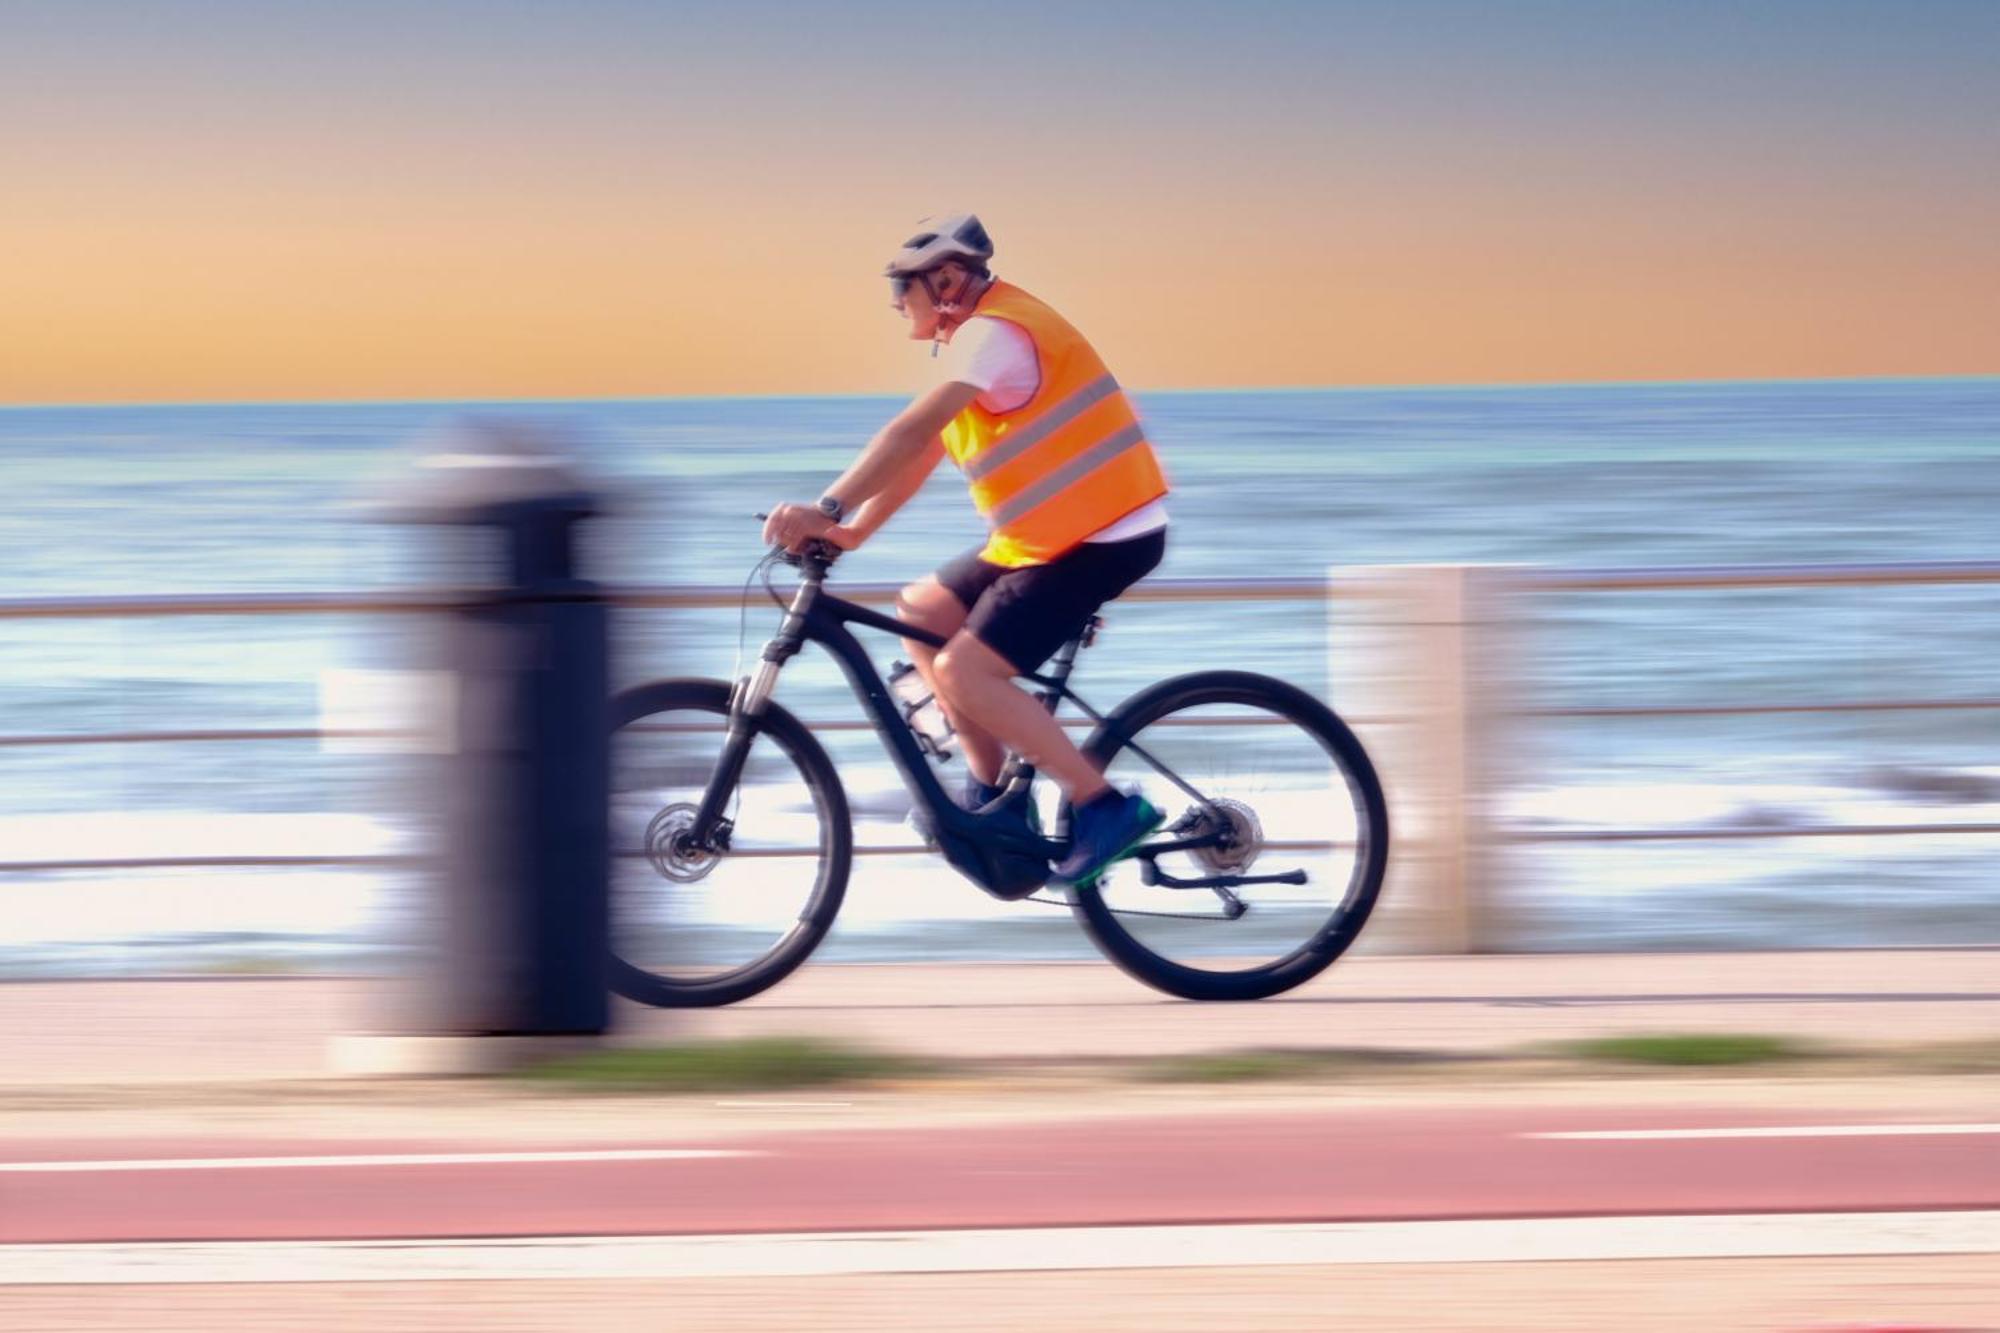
xmin=892 ymin=265 xmax=951 ymax=341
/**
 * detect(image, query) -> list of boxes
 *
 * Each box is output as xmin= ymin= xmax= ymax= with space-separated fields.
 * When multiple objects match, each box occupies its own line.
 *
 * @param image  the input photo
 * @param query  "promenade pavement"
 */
xmin=3 ymin=950 xmax=1997 ymax=1330
xmin=1 ymin=949 xmax=1994 ymax=1089
xmin=8 ymin=1257 xmax=1998 ymax=1332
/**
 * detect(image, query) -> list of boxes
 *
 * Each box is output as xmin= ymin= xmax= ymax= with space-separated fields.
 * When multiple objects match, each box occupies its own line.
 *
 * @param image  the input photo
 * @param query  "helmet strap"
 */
xmin=930 ymin=268 xmax=991 ymax=330
xmin=917 ymin=267 xmax=992 ymax=357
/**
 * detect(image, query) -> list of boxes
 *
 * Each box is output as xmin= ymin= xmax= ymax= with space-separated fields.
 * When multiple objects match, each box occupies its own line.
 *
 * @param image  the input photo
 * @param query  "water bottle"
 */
xmin=888 ymin=661 xmax=956 ymax=759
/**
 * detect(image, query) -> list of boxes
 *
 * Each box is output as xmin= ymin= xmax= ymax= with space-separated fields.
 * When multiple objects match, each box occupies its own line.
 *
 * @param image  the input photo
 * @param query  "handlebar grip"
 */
xmin=777 ymin=539 xmax=839 ymax=568
xmin=752 ymin=513 xmax=838 ymax=568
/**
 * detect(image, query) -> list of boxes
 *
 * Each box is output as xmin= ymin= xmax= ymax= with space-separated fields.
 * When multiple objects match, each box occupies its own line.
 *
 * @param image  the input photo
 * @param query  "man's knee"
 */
xmin=934 ymin=632 xmax=1006 ymax=695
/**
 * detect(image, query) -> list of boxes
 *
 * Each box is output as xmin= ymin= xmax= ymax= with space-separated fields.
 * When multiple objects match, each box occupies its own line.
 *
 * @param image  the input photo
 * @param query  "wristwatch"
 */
xmin=816 ymin=495 xmax=846 ymax=523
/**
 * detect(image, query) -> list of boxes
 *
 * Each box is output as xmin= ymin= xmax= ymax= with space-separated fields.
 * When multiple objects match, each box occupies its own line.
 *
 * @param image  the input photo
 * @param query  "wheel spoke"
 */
xmin=607 ymin=682 xmax=849 ymax=1007
xmin=1073 ymin=676 xmax=1387 ymax=1000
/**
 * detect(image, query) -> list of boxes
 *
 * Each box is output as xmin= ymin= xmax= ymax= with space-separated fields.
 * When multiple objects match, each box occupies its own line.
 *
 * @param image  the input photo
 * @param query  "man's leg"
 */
xmin=936 ymin=628 xmax=1159 ymax=887
xmin=931 ymin=631 xmax=1109 ymax=803
xmin=927 ymin=533 xmax=1165 ymax=804
xmin=931 ymin=532 xmax=1169 ymax=885
xmin=897 ymin=577 xmax=1009 ymax=786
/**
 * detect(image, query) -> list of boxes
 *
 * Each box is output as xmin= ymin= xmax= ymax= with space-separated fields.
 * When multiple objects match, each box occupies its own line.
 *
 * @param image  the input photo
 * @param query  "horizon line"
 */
xmin=2 ymin=372 xmax=1995 ymax=413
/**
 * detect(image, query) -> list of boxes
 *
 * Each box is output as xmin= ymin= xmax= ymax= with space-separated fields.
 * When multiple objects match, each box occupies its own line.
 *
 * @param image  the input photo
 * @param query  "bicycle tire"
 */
xmin=1070 ymin=670 xmax=1389 ymax=1001
xmin=607 ymin=678 xmax=851 ymax=1008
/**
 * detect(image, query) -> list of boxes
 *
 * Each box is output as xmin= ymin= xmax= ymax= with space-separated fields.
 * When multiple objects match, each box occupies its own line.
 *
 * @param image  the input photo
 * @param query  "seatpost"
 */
xmin=1036 ymin=616 xmax=1098 ymax=712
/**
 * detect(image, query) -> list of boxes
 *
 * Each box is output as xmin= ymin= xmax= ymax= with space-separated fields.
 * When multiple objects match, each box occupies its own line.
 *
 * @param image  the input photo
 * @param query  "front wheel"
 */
xmin=607 ymin=678 xmax=851 ymax=1007
xmin=1070 ymin=671 xmax=1389 ymax=1001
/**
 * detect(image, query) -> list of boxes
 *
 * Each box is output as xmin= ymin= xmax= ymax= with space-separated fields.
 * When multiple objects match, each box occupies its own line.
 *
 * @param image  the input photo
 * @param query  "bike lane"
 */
xmin=4 ymin=1104 xmax=1997 ymax=1244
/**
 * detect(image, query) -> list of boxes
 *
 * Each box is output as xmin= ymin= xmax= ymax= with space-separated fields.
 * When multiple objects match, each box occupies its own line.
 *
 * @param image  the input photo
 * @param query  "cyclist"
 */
xmin=762 ymin=213 xmax=1170 ymax=888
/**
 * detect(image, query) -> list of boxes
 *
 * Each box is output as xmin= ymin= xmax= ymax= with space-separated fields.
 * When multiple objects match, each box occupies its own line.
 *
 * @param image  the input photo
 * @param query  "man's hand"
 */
xmin=762 ymin=503 xmax=859 ymax=553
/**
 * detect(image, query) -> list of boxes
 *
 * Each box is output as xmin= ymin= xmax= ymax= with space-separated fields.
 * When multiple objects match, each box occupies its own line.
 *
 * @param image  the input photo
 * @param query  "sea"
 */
xmin=3 ymin=378 xmax=1998 ymax=976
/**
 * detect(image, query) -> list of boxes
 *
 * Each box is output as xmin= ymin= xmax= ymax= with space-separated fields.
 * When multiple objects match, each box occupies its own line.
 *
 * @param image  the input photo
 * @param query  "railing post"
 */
xmin=332 ymin=420 xmax=613 ymax=1074
xmin=1331 ymin=565 xmax=1517 ymax=954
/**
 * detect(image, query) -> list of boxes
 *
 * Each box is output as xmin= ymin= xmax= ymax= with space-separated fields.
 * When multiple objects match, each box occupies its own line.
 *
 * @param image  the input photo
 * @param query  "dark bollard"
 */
xmin=382 ymin=420 xmax=611 ymax=1043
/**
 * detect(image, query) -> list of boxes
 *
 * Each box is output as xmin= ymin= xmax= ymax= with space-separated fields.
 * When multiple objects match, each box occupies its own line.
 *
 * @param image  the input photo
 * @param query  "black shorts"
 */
xmin=934 ymin=529 xmax=1166 ymax=673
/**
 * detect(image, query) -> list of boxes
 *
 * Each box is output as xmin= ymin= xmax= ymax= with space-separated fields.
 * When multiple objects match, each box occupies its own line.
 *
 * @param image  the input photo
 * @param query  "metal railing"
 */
xmin=1489 ymin=560 xmax=2000 ymax=840
xmin=3 ymin=563 xmax=1998 ymax=877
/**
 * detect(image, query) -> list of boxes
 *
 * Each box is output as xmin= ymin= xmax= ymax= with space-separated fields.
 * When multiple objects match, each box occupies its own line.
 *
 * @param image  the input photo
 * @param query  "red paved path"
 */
xmin=5 ymin=1106 xmax=1995 ymax=1244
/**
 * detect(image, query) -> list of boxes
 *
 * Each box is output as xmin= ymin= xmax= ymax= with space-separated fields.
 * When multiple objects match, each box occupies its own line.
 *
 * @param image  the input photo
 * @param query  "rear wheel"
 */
xmin=607 ymin=678 xmax=851 ymax=1008
xmin=1069 ymin=671 xmax=1388 ymax=1001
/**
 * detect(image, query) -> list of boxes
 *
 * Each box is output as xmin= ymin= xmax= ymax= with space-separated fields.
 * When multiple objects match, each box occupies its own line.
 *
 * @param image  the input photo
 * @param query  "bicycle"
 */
xmin=608 ymin=538 xmax=1389 ymax=1006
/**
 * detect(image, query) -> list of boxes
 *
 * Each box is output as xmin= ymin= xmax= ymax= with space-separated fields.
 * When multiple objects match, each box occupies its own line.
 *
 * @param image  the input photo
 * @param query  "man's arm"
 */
xmin=763 ymin=379 xmax=980 ymax=551
xmin=826 ymin=379 xmax=979 ymax=510
xmin=840 ymin=437 xmax=945 ymax=546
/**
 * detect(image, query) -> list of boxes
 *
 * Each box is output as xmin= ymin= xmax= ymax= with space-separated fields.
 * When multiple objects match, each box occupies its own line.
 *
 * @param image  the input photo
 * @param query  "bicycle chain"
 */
xmin=1020 ymin=893 xmax=1237 ymax=922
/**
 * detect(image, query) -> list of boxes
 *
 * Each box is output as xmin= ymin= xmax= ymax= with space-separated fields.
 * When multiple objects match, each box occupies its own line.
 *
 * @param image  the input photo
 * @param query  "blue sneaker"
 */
xmin=1052 ymin=790 xmax=1163 ymax=889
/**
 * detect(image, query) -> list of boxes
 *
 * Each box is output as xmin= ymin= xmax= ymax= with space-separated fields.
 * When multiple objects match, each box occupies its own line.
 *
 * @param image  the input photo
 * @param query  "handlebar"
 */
xmin=752 ymin=513 xmax=842 ymax=572
xmin=781 ymin=539 xmax=841 ymax=570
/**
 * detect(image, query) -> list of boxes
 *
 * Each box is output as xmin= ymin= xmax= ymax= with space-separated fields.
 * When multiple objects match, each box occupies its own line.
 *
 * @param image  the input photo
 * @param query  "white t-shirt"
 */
xmin=935 ymin=316 xmax=1168 ymax=544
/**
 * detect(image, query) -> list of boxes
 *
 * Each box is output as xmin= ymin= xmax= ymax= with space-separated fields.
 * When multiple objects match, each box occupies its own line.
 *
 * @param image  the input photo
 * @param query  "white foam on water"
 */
xmin=4 ymin=761 xmax=1999 ymax=970
xmin=0 ymin=873 xmax=388 ymax=953
xmin=0 ymin=813 xmax=405 ymax=957
xmin=1505 ymin=777 xmax=2000 ymax=844
xmin=0 ymin=811 xmax=408 ymax=863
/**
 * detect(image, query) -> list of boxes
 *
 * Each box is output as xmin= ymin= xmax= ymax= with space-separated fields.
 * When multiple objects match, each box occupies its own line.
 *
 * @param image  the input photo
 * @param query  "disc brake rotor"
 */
xmin=1188 ymin=797 xmax=1263 ymax=875
xmin=645 ymin=802 xmax=719 ymax=883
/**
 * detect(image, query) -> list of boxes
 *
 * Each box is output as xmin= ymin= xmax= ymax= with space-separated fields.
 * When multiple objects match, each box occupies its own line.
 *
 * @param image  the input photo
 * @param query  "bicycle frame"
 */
xmin=680 ymin=548 xmax=1313 ymax=908
xmin=688 ymin=554 xmax=1079 ymax=864
xmin=609 ymin=549 xmax=1385 ymax=1005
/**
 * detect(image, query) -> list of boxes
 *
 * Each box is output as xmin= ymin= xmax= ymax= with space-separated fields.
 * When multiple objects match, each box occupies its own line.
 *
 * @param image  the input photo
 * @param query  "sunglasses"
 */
xmin=888 ymin=270 xmax=942 ymax=310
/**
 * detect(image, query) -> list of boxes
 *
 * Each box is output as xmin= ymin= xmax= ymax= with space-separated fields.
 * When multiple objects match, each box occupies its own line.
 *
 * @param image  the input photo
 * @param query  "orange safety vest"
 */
xmin=939 ymin=281 xmax=1168 ymax=568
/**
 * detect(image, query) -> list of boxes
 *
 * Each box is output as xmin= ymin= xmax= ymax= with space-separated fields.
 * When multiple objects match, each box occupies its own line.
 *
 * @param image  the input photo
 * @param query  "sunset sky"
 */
xmin=4 ymin=1 xmax=1996 ymax=405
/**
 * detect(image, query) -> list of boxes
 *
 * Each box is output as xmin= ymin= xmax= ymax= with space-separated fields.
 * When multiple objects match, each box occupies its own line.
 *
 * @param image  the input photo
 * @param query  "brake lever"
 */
xmin=750 ymin=513 xmax=837 ymax=568
xmin=750 ymin=513 xmax=799 ymax=566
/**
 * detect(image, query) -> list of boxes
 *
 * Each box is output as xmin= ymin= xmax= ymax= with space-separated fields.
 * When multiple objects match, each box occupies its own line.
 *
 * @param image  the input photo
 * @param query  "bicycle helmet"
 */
xmin=884 ymin=213 xmax=993 ymax=277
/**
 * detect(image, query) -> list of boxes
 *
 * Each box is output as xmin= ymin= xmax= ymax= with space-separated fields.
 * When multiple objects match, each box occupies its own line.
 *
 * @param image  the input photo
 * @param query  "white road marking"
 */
xmin=0 ymin=1148 xmax=761 ymax=1174
xmin=1531 ymin=1123 xmax=2000 ymax=1142
xmin=1 ymin=1211 xmax=1995 ymax=1285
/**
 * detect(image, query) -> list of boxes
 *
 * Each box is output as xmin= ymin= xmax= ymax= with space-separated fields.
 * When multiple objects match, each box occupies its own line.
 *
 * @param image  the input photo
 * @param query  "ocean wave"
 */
xmin=1854 ymin=764 xmax=2000 ymax=805
xmin=1504 ymin=774 xmax=2000 ymax=834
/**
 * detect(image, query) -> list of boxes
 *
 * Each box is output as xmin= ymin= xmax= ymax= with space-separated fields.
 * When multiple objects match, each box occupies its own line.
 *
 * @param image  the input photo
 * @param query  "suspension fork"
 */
xmin=690 ymin=577 xmax=816 ymax=844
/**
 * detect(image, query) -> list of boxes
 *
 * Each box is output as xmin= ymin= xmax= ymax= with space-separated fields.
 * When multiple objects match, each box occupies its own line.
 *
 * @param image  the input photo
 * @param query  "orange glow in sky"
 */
xmin=4 ymin=3 xmax=1995 ymax=405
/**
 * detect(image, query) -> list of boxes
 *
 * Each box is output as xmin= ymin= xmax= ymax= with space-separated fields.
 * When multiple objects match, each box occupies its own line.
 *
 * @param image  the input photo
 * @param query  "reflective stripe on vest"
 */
xmin=987 ymin=422 xmax=1147 ymax=528
xmin=941 ymin=282 xmax=1168 ymax=567
xmin=963 ymin=374 xmax=1120 ymax=482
